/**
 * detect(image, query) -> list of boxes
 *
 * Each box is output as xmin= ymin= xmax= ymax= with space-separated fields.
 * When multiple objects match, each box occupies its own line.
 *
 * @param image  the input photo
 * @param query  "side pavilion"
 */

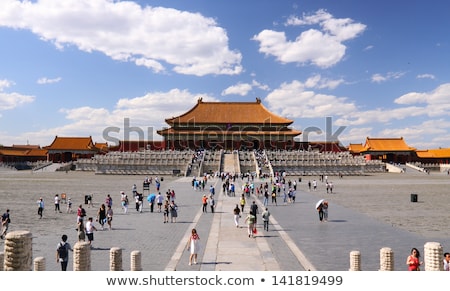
xmin=45 ymin=136 xmax=100 ymax=162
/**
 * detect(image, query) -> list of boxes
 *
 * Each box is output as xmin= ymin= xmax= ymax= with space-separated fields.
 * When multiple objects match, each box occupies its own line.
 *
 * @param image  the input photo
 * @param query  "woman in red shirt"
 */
xmin=406 ymin=247 xmax=422 ymax=271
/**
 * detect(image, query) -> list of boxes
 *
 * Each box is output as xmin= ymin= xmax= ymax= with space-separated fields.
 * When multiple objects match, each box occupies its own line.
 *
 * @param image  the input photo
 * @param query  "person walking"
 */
xmin=85 ymin=217 xmax=98 ymax=247
xmin=233 ymin=204 xmax=241 ymax=227
xmin=291 ymin=189 xmax=296 ymax=203
xmin=271 ymin=190 xmax=277 ymax=206
xmin=209 ymin=195 xmax=215 ymax=213
xmin=54 ymin=194 xmax=62 ymax=213
xmin=163 ymin=200 xmax=169 ymax=223
xmin=263 ymin=189 xmax=269 ymax=206
xmin=97 ymin=204 xmax=107 ymax=230
xmin=87 ymin=194 xmax=93 ymax=208
xmin=1 ymin=209 xmax=11 ymax=239
xmin=134 ymin=192 xmax=143 ymax=213
xmin=147 ymin=194 xmax=156 ymax=213
xmin=406 ymin=247 xmax=423 ymax=271
xmin=444 ymin=252 xmax=450 ymax=271
xmin=120 ymin=191 xmax=128 ymax=214
xmin=169 ymin=201 xmax=178 ymax=223
xmin=77 ymin=220 xmax=86 ymax=242
xmin=135 ymin=193 xmax=140 ymax=212
xmin=261 ymin=207 xmax=270 ymax=231
xmin=202 ymin=194 xmax=208 ymax=213
xmin=244 ymin=212 xmax=256 ymax=238
xmin=240 ymin=194 xmax=246 ymax=213
xmin=186 ymin=228 xmax=200 ymax=265
xmin=249 ymin=200 xmax=259 ymax=225
xmin=156 ymin=192 xmax=164 ymax=212
xmin=317 ymin=201 xmax=324 ymax=222
xmin=37 ymin=197 xmax=44 ymax=219
xmin=66 ymin=198 xmax=73 ymax=213
xmin=56 ymin=234 xmax=72 ymax=271
xmin=106 ymin=205 xmax=113 ymax=230
xmin=105 ymin=194 xmax=112 ymax=208
xmin=77 ymin=204 xmax=86 ymax=224
xmin=322 ymin=201 xmax=329 ymax=222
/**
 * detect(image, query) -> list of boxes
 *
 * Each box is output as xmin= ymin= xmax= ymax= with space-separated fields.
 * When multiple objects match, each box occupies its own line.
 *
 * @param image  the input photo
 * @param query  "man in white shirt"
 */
xmin=54 ymin=194 xmax=62 ymax=213
xmin=85 ymin=217 xmax=97 ymax=248
xmin=156 ymin=192 xmax=164 ymax=212
xmin=444 ymin=253 xmax=450 ymax=271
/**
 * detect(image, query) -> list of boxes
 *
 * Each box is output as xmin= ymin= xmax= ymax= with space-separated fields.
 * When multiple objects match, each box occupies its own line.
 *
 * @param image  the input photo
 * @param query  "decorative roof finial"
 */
xmin=198 ymin=97 xmax=203 ymax=104
xmin=256 ymin=97 xmax=261 ymax=103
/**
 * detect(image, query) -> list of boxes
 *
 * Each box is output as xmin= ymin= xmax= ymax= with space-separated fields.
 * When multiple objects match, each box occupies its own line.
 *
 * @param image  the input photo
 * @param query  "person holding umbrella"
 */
xmin=147 ymin=193 xmax=156 ymax=213
xmin=316 ymin=199 xmax=325 ymax=222
xmin=322 ymin=201 xmax=329 ymax=222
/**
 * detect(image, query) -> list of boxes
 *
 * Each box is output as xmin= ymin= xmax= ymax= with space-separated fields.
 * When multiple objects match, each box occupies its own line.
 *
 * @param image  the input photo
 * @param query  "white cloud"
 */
xmin=416 ymin=74 xmax=435 ymax=80
xmin=265 ymin=79 xmax=356 ymax=118
xmin=50 ymin=89 xmax=219 ymax=145
xmin=338 ymin=127 xmax=373 ymax=145
xmin=222 ymin=83 xmax=252 ymax=96
xmin=0 ymin=79 xmax=35 ymax=111
xmin=304 ymin=74 xmax=344 ymax=90
xmin=221 ymin=80 xmax=270 ymax=96
xmin=0 ymin=92 xmax=35 ymax=111
xmin=0 ymin=0 xmax=242 ymax=76
xmin=34 ymin=82 xmax=450 ymax=148
xmin=253 ymin=9 xmax=366 ymax=68
xmin=376 ymin=119 xmax=450 ymax=149
xmin=371 ymin=71 xmax=405 ymax=83
xmin=0 ymin=79 xmax=14 ymax=90
xmin=252 ymin=80 xmax=270 ymax=91
xmin=335 ymin=83 xmax=450 ymax=148
xmin=37 ymin=77 xmax=62 ymax=84
xmin=263 ymin=79 xmax=450 ymax=148
xmin=395 ymin=83 xmax=450 ymax=106
xmin=335 ymin=106 xmax=424 ymax=126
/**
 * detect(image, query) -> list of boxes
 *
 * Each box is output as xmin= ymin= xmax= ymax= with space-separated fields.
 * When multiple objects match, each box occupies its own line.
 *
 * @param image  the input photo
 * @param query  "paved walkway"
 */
xmin=161 ymin=176 xmax=439 ymax=271
xmin=3 ymin=174 xmax=443 ymax=271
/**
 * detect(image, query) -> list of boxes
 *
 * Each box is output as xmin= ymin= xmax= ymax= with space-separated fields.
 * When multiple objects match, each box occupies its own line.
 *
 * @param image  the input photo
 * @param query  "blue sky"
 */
xmin=1 ymin=0 xmax=450 ymax=149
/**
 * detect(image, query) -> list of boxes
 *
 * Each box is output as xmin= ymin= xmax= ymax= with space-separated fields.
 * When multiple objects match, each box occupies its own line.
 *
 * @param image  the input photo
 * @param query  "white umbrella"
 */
xmin=315 ymin=199 xmax=324 ymax=209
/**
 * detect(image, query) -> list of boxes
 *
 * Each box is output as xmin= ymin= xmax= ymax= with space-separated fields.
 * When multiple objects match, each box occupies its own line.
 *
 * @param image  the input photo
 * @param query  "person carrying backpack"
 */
xmin=56 ymin=234 xmax=72 ymax=271
xmin=1 ymin=209 xmax=10 ymax=239
xmin=250 ymin=200 xmax=259 ymax=224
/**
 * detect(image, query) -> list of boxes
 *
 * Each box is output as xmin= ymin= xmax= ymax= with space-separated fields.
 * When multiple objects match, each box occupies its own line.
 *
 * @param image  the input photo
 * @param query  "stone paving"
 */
xmin=0 ymin=170 xmax=448 ymax=271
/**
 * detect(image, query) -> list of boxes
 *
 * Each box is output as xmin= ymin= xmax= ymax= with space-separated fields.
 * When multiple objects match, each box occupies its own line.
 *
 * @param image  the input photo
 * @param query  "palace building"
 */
xmin=45 ymin=136 xmax=103 ymax=162
xmin=349 ymin=137 xmax=417 ymax=163
xmin=157 ymin=98 xmax=301 ymax=150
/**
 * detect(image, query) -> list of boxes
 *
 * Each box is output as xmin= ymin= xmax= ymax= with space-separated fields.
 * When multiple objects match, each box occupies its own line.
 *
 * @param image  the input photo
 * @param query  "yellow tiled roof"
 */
xmin=348 ymin=143 xmax=365 ymax=153
xmin=26 ymin=148 xmax=48 ymax=156
xmin=157 ymin=128 xmax=301 ymax=136
xmin=165 ymin=98 xmax=294 ymax=125
xmin=363 ymin=137 xmax=416 ymax=152
xmin=0 ymin=148 xmax=29 ymax=156
xmin=0 ymin=147 xmax=47 ymax=157
xmin=95 ymin=142 xmax=109 ymax=151
xmin=45 ymin=136 xmax=96 ymax=151
xmin=416 ymin=148 xmax=450 ymax=158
